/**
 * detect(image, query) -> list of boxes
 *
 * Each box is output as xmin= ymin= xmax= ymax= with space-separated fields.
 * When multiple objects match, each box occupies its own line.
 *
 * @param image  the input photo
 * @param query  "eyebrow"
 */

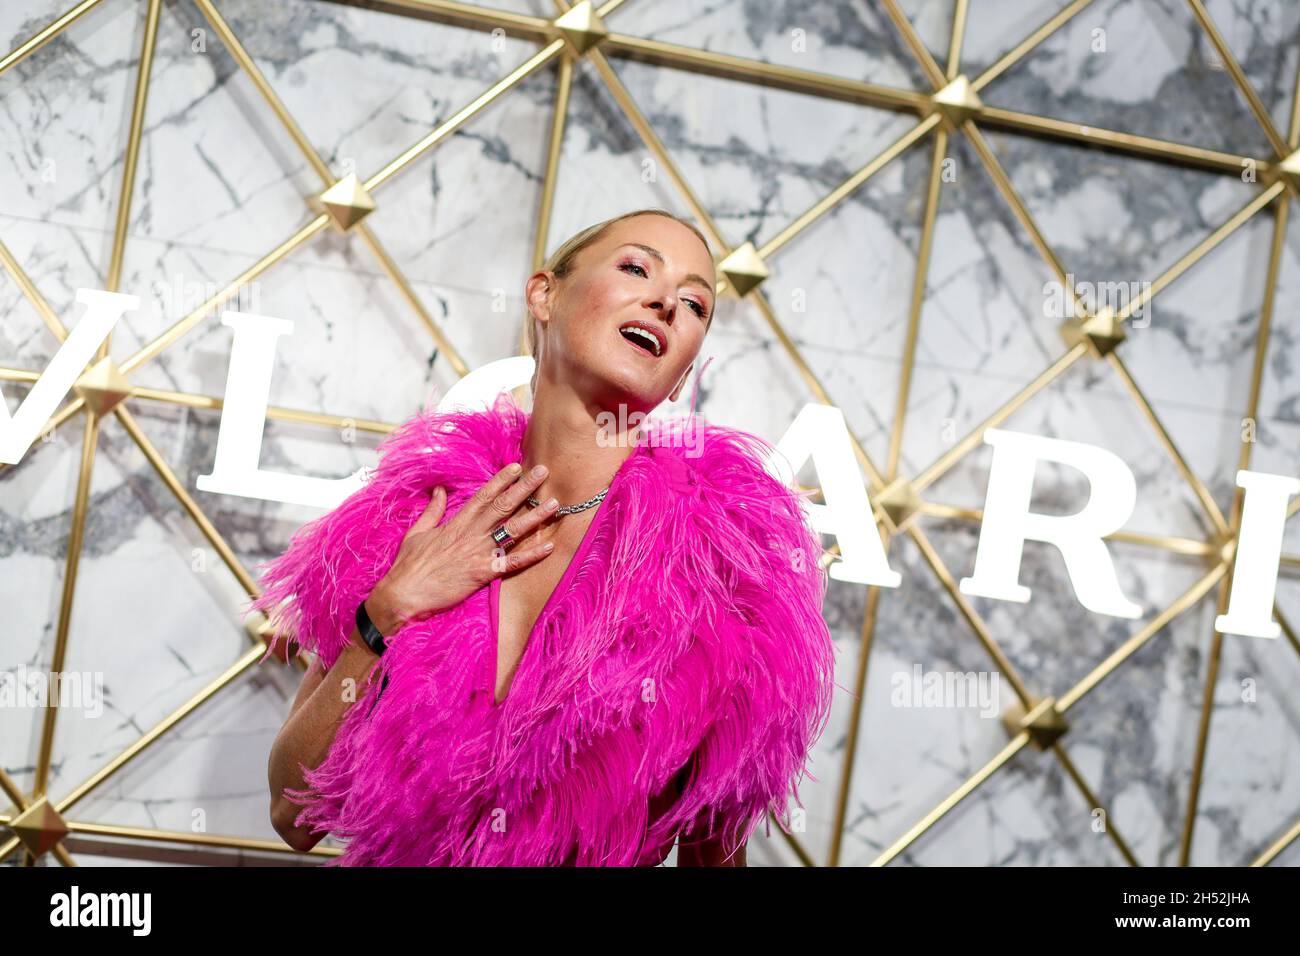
xmin=616 ymin=243 xmax=715 ymax=300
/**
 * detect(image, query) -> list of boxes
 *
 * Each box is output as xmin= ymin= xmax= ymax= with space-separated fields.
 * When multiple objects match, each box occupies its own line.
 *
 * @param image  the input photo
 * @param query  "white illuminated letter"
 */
xmin=438 ymin=356 xmax=533 ymax=412
xmin=767 ymin=404 xmax=901 ymax=587
xmin=197 ymin=311 xmax=367 ymax=508
xmin=1215 ymin=470 xmax=1300 ymax=638
xmin=959 ymin=428 xmax=1142 ymax=618
xmin=0 ymin=289 xmax=138 ymax=464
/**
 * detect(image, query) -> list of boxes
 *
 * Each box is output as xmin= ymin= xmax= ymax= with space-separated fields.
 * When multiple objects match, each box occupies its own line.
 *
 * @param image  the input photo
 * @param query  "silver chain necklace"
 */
xmin=527 ymin=486 xmax=609 ymax=516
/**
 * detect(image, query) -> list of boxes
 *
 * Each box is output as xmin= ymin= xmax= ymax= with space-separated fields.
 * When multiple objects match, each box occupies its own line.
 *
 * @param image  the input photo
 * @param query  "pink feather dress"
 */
xmin=246 ymin=391 xmax=837 ymax=866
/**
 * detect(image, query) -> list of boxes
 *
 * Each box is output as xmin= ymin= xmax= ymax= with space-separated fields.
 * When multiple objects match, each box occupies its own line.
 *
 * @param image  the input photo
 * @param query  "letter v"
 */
xmin=0 ymin=289 xmax=138 ymax=464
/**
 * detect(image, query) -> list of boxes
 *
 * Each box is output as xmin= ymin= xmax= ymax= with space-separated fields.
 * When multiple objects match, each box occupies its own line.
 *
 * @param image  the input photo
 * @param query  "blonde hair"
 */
xmin=525 ymin=208 xmax=713 ymax=393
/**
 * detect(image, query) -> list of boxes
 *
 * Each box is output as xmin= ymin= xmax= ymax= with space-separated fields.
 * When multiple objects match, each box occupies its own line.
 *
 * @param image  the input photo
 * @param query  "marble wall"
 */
xmin=2 ymin=0 xmax=1298 ymax=866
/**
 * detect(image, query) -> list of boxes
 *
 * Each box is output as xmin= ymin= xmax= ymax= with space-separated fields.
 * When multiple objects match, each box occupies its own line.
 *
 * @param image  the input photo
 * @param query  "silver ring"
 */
xmin=490 ymin=524 xmax=515 ymax=547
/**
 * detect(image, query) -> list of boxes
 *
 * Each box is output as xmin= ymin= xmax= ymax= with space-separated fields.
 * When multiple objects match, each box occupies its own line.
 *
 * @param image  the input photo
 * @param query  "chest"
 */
xmin=491 ymin=516 xmax=594 ymax=706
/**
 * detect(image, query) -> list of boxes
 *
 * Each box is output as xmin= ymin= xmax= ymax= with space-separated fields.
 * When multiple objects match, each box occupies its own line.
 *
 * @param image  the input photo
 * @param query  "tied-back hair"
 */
xmin=526 ymin=208 xmax=713 ymax=393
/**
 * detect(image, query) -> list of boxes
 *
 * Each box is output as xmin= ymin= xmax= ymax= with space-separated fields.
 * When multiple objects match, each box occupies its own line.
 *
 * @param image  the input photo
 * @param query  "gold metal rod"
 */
xmin=193 ymin=0 xmax=470 ymax=374
xmin=126 ymin=386 xmax=396 ymax=433
xmin=970 ymin=0 xmax=1097 ymax=94
xmin=322 ymin=0 xmax=552 ymax=40
xmin=0 ymin=367 xmax=42 ymax=384
xmin=1106 ymin=351 xmax=1229 ymax=537
xmin=1234 ymin=197 xmax=1288 ymax=476
xmin=978 ymin=106 xmax=1266 ymax=177
xmin=919 ymin=501 xmax=1218 ymax=557
xmin=112 ymin=405 xmax=259 ymax=596
xmin=913 ymin=344 xmax=1088 ymax=493
xmin=119 ymin=215 xmax=330 ymax=375
xmin=829 ymin=579 xmax=887 ymax=867
xmin=1119 ymin=182 xmax=1285 ymax=320
xmin=757 ymin=114 xmax=941 ymax=262
xmin=747 ymin=290 xmax=887 ymax=488
xmin=874 ymin=559 xmax=1227 ymax=866
xmin=1050 ymin=742 xmax=1139 ymax=865
xmin=55 ymin=644 xmax=267 ymax=816
xmin=906 ymin=522 xmax=1035 ymax=706
xmin=1184 ymin=0 xmax=1289 ymax=158
xmin=0 ymin=238 xmax=69 ymax=343
xmin=1179 ymin=574 xmax=1232 ymax=864
xmin=364 ymin=40 xmax=565 ymax=194
xmin=515 ymin=50 xmax=574 ymax=402
xmin=354 ymin=224 xmax=472 ymax=376
xmin=1251 ymin=815 xmax=1300 ymax=866
xmin=65 ymin=820 xmax=342 ymax=856
xmin=962 ymin=121 xmax=1077 ymax=297
xmin=33 ymin=412 xmax=102 ymax=798
xmin=871 ymin=734 xmax=1030 ymax=866
xmin=106 ymin=0 xmax=161 ymax=294
xmin=887 ymin=128 xmax=947 ymax=481
xmin=584 ymin=49 xmax=726 ymax=253
xmin=879 ymin=0 xmax=946 ymax=89
xmin=946 ymin=0 xmax=969 ymax=81
xmin=771 ymin=812 xmax=817 ymax=867
xmin=0 ymin=0 xmax=106 ymax=76
xmin=1057 ymin=563 xmax=1227 ymax=712
xmin=601 ymin=33 xmax=929 ymax=112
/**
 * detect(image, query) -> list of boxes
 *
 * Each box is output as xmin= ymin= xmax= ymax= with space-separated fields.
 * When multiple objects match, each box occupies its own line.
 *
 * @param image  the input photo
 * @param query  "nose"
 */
xmin=645 ymin=286 xmax=678 ymax=323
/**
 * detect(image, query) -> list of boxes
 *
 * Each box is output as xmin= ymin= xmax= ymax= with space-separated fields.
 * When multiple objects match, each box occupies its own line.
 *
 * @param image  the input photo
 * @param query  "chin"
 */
xmin=575 ymin=359 xmax=674 ymax=412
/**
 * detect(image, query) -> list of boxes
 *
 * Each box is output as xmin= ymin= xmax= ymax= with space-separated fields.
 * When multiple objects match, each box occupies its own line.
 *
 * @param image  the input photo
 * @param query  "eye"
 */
xmin=685 ymin=299 xmax=707 ymax=318
xmin=618 ymin=260 xmax=648 ymax=278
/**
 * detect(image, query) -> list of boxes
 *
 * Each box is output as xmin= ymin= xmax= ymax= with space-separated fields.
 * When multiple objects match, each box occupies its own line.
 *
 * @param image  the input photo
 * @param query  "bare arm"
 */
xmin=267 ymin=618 xmax=383 ymax=852
xmin=265 ymin=462 xmax=563 ymax=852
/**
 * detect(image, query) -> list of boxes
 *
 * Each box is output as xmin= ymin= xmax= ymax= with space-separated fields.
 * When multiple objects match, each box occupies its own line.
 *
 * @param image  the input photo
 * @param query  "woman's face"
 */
xmin=527 ymin=214 xmax=715 ymax=413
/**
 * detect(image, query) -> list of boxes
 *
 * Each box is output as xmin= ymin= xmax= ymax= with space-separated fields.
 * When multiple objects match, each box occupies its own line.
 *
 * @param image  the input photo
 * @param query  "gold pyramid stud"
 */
xmin=318 ymin=173 xmax=376 ymax=232
xmin=1060 ymin=306 xmax=1125 ymax=358
xmin=73 ymin=356 xmax=132 ymax=417
xmin=718 ymin=241 xmax=769 ymax=298
xmin=929 ymin=74 xmax=983 ymax=129
xmin=877 ymin=477 xmax=923 ymax=534
xmin=552 ymin=0 xmax=608 ymax=57
xmin=1272 ymin=149 xmax=1300 ymax=194
xmin=10 ymin=796 xmax=70 ymax=859
xmin=1001 ymin=696 xmax=1070 ymax=750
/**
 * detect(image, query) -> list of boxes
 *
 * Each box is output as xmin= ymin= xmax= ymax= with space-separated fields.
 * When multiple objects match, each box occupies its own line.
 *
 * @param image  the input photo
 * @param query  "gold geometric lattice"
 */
xmin=1 ymin=0 xmax=1298 ymax=870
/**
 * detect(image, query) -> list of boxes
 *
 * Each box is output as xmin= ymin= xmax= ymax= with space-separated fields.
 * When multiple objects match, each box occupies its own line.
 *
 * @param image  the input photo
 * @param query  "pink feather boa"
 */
xmin=244 ymin=391 xmax=836 ymax=865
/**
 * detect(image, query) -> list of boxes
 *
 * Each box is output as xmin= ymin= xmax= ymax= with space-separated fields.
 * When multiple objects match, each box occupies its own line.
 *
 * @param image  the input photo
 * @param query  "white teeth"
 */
xmin=620 ymin=325 xmax=661 ymax=356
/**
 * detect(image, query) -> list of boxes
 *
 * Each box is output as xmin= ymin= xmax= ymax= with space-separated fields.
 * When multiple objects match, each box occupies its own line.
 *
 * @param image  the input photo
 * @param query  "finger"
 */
xmin=482 ymin=463 xmax=550 ymax=523
xmin=498 ymin=540 xmax=556 ymax=574
xmin=409 ymin=486 xmax=446 ymax=533
xmin=470 ymin=462 xmax=528 ymax=515
xmin=502 ymin=493 xmax=559 ymax=541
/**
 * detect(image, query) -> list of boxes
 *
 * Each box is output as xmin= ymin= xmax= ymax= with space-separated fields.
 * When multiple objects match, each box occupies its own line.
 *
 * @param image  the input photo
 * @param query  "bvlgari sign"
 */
xmin=6 ymin=290 xmax=1296 ymax=642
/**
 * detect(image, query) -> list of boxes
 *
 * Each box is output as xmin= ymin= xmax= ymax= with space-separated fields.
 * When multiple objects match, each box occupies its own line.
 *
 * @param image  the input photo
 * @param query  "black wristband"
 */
xmin=355 ymin=598 xmax=387 ymax=656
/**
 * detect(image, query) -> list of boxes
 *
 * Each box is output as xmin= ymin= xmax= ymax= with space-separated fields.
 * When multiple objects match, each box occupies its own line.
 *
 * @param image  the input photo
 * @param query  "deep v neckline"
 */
xmin=487 ymin=444 xmax=642 ymax=709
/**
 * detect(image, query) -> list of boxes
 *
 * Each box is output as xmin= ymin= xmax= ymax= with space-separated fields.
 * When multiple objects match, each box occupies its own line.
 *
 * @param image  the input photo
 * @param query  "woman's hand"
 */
xmin=365 ymin=462 xmax=559 ymax=636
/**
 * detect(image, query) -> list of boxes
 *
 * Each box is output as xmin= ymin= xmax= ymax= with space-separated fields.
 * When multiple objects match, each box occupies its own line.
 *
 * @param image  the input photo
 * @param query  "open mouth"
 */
xmin=618 ymin=322 xmax=666 ymax=358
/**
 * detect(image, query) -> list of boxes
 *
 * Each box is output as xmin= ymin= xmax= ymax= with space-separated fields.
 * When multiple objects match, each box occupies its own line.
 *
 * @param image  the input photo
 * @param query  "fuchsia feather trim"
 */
xmin=244 ymin=391 xmax=836 ymax=866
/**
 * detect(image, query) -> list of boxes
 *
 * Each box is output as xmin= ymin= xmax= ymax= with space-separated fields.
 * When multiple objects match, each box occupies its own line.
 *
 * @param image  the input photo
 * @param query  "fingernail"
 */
xmin=543 ymin=542 xmax=555 ymax=551
xmin=508 ymin=463 xmax=522 ymax=475
xmin=546 ymin=497 xmax=558 ymax=510
xmin=532 ymin=464 xmax=548 ymax=478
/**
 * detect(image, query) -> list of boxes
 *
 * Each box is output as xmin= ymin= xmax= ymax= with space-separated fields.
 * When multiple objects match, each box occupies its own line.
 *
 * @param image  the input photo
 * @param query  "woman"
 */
xmin=250 ymin=208 xmax=836 ymax=866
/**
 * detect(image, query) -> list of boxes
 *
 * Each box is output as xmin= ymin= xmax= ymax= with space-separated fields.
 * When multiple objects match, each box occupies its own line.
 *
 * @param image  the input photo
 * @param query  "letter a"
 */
xmin=766 ymin=403 xmax=901 ymax=587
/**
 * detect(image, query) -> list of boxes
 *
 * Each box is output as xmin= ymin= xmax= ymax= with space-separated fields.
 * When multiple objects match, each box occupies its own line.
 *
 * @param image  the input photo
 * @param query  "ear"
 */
xmin=669 ymin=363 xmax=693 ymax=404
xmin=525 ymin=271 xmax=556 ymax=328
